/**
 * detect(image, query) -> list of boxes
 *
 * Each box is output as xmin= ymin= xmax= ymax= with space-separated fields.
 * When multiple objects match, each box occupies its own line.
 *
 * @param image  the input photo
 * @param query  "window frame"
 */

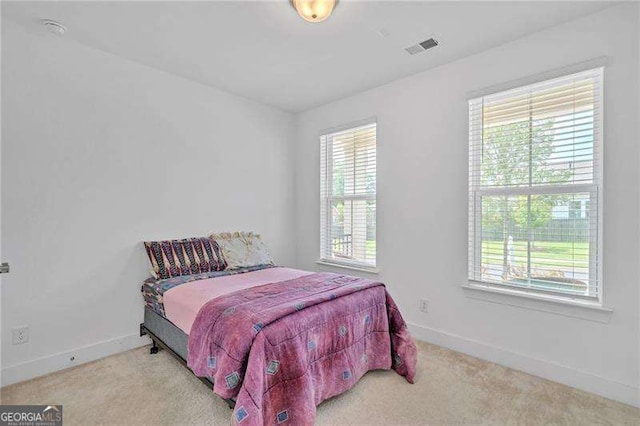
xmin=319 ymin=119 xmax=377 ymax=272
xmin=467 ymin=64 xmax=604 ymax=307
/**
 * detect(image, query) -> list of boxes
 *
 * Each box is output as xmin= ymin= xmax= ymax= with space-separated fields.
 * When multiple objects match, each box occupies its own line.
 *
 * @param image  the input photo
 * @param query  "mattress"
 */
xmin=165 ymin=267 xmax=312 ymax=334
xmin=141 ymin=264 xmax=275 ymax=318
xmin=141 ymin=265 xmax=313 ymax=334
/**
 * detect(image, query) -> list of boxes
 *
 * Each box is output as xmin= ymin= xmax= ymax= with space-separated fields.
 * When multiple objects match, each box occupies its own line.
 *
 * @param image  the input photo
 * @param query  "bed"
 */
xmin=140 ymin=234 xmax=417 ymax=425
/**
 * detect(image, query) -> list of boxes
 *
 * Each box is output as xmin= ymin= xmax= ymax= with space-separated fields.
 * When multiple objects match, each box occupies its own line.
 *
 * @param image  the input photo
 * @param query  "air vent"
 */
xmin=405 ymin=37 xmax=438 ymax=55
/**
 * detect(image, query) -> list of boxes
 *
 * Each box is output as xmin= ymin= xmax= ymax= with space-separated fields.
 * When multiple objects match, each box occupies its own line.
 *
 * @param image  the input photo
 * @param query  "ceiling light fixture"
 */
xmin=290 ymin=0 xmax=338 ymax=23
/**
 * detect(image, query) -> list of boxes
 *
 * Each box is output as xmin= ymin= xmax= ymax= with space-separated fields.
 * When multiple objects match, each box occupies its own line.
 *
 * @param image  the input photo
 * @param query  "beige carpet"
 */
xmin=1 ymin=340 xmax=638 ymax=425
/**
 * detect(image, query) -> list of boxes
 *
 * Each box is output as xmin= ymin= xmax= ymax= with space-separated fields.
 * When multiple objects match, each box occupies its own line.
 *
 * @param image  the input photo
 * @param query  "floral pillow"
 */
xmin=209 ymin=231 xmax=274 ymax=269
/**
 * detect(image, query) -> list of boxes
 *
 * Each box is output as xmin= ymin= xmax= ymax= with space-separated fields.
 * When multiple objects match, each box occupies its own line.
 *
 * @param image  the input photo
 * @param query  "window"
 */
xmin=468 ymin=68 xmax=603 ymax=303
xmin=320 ymin=121 xmax=376 ymax=270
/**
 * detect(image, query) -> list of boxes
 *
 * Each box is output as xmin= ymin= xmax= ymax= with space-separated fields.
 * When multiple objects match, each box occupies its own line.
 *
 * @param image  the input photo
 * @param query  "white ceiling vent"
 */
xmin=405 ymin=38 xmax=438 ymax=56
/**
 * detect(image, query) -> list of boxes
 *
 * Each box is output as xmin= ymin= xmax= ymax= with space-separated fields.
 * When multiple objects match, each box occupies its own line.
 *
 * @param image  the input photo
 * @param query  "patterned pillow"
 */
xmin=144 ymin=237 xmax=227 ymax=280
xmin=209 ymin=231 xmax=274 ymax=270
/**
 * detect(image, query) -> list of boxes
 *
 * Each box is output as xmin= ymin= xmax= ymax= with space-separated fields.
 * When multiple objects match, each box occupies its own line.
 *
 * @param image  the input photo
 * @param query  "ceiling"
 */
xmin=3 ymin=1 xmax=613 ymax=112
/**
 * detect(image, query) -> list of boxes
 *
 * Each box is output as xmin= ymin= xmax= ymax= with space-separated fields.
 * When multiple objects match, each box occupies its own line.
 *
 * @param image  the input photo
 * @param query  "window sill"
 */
xmin=462 ymin=282 xmax=613 ymax=323
xmin=316 ymin=260 xmax=379 ymax=275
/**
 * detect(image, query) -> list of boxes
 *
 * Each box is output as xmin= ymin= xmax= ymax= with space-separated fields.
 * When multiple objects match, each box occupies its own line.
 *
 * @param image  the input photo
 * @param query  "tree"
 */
xmin=481 ymin=118 xmax=571 ymax=277
xmin=512 ymin=194 xmax=556 ymax=249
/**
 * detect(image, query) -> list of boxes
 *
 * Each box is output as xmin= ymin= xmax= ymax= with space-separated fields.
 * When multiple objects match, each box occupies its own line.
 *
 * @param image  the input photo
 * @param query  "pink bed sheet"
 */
xmin=163 ymin=267 xmax=313 ymax=334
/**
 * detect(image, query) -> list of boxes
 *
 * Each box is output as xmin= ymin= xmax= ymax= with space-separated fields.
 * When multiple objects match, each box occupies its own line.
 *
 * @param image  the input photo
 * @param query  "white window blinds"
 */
xmin=320 ymin=122 xmax=376 ymax=269
xmin=468 ymin=68 xmax=603 ymax=302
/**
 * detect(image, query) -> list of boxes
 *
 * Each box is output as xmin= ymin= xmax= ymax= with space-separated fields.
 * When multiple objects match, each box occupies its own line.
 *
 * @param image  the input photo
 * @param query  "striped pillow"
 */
xmin=144 ymin=237 xmax=227 ymax=280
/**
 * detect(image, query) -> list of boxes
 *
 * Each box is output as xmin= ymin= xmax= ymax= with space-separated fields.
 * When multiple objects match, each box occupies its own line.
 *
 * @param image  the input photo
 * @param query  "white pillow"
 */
xmin=210 ymin=231 xmax=274 ymax=269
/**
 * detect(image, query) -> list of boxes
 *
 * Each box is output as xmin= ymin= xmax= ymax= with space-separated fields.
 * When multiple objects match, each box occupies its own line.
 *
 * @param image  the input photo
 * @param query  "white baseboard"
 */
xmin=1 ymin=333 xmax=150 ymax=388
xmin=2 ymin=324 xmax=638 ymax=408
xmin=407 ymin=322 xmax=640 ymax=408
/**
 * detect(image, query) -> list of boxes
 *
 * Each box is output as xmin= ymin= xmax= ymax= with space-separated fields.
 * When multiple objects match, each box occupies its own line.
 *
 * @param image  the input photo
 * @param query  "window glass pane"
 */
xmin=535 ymin=109 xmax=594 ymax=186
xmin=478 ymin=77 xmax=596 ymax=188
xmin=356 ymin=140 xmax=376 ymax=196
xmin=480 ymin=195 xmax=528 ymax=282
xmin=366 ymin=199 xmax=376 ymax=262
xmin=479 ymin=193 xmax=593 ymax=295
xmin=481 ymin=121 xmax=530 ymax=188
xmin=530 ymin=193 xmax=591 ymax=293
xmin=332 ymin=145 xmax=347 ymax=197
xmin=320 ymin=122 xmax=376 ymax=267
xmin=331 ymin=127 xmax=376 ymax=197
xmin=330 ymin=199 xmax=350 ymax=258
xmin=328 ymin=199 xmax=376 ymax=266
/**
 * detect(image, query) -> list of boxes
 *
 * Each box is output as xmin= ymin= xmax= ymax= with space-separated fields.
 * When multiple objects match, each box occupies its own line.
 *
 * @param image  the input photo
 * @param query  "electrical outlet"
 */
xmin=12 ymin=326 xmax=29 ymax=345
xmin=419 ymin=299 xmax=429 ymax=313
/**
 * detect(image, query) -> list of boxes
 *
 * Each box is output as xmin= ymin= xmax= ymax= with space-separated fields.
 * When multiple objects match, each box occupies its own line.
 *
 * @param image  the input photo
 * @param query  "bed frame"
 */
xmin=139 ymin=307 xmax=236 ymax=409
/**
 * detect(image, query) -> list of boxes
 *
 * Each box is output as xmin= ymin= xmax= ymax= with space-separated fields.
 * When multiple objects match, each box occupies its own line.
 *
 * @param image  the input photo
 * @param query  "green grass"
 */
xmin=366 ymin=240 xmax=376 ymax=259
xmin=481 ymin=240 xmax=589 ymax=270
xmin=334 ymin=239 xmax=585 ymax=272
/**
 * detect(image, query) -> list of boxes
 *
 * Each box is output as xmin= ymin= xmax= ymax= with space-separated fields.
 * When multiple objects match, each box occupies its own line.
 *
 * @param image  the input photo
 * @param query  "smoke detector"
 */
xmin=405 ymin=37 xmax=439 ymax=56
xmin=41 ymin=19 xmax=67 ymax=36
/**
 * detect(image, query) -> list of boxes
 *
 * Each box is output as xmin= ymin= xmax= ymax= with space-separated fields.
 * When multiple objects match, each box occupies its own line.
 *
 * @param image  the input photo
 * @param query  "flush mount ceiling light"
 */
xmin=290 ymin=0 xmax=338 ymax=23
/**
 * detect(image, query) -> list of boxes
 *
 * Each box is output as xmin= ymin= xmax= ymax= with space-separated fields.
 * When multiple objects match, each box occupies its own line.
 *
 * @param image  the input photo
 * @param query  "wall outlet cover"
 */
xmin=12 ymin=326 xmax=29 ymax=345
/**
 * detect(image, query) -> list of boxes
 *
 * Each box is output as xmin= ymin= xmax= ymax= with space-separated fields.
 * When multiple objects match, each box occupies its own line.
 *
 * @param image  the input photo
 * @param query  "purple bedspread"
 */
xmin=187 ymin=272 xmax=417 ymax=425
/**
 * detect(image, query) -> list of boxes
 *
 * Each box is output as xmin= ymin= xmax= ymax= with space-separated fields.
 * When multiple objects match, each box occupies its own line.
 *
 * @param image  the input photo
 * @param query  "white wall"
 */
xmin=2 ymin=2 xmax=639 ymax=409
xmin=294 ymin=4 xmax=640 ymax=406
xmin=0 ymin=20 xmax=295 ymax=385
